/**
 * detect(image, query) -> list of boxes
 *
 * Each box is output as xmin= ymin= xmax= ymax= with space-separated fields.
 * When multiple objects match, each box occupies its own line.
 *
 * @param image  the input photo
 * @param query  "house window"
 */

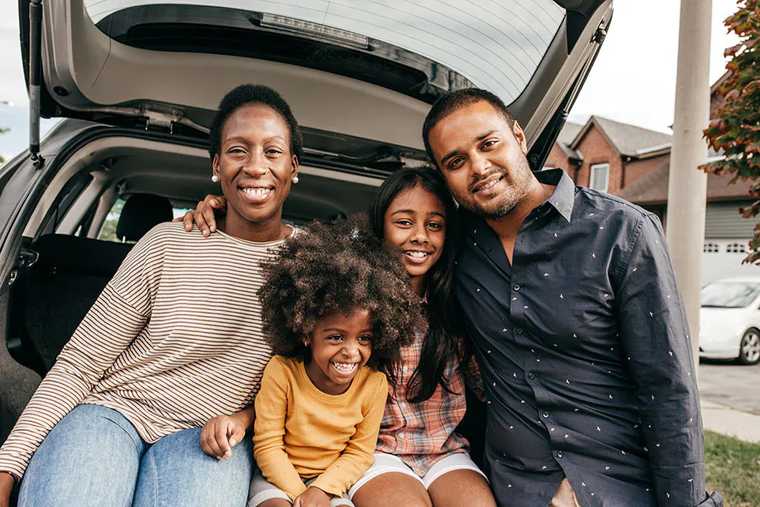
xmin=703 ymin=242 xmax=720 ymax=253
xmin=590 ymin=163 xmax=609 ymax=193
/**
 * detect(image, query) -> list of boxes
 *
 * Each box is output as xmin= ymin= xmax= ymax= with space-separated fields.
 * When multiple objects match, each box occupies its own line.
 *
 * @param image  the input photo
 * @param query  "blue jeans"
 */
xmin=18 ymin=404 xmax=253 ymax=506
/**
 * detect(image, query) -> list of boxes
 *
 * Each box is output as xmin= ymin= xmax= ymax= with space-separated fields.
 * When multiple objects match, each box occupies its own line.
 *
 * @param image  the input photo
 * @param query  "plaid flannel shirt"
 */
xmin=375 ymin=330 xmax=474 ymax=476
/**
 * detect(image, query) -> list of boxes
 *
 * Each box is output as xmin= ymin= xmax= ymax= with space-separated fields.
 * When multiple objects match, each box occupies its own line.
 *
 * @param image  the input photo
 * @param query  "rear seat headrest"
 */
xmin=116 ymin=193 xmax=173 ymax=242
xmin=32 ymin=235 xmax=133 ymax=277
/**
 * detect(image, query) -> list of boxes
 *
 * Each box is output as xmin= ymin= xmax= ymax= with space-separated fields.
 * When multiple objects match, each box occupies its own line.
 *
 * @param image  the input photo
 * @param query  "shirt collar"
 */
xmin=459 ymin=168 xmax=576 ymax=232
xmin=535 ymin=168 xmax=576 ymax=223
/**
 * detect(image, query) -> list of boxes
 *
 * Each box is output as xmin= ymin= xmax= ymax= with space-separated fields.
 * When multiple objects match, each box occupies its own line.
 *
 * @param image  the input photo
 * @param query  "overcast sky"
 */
xmin=0 ymin=1 xmax=741 ymax=133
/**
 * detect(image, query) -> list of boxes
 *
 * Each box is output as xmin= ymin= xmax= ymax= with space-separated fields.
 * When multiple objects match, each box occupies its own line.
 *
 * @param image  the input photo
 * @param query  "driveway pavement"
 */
xmin=698 ymin=360 xmax=760 ymax=415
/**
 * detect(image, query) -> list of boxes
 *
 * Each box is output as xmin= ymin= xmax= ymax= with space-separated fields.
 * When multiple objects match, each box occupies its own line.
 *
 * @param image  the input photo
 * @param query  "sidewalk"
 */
xmin=701 ymin=399 xmax=760 ymax=443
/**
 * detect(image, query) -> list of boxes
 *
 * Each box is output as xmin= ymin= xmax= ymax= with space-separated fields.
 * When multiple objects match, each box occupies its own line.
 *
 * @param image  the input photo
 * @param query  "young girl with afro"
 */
xmin=248 ymin=219 xmax=420 ymax=507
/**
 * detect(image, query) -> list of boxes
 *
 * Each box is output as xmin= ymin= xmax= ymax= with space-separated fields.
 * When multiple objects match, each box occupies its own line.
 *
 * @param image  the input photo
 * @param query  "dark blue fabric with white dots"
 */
xmin=456 ymin=169 xmax=715 ymax=507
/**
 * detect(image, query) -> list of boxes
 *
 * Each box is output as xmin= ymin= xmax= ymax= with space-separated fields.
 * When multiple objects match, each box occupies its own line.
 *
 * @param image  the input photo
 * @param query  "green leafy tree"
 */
xmin=702 ymin=0 xmax=760 ymax=262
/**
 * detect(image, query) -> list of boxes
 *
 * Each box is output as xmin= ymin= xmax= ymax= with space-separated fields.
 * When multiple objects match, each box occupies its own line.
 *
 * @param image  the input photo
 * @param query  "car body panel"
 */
xmin=18 ymin=0 xmax=612 ymax=156
xmin=699 ymin=307 xmax=750 ymax=358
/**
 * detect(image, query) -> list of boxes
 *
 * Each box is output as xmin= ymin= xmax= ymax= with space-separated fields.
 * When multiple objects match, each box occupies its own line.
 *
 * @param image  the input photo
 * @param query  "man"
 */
xmin=185 ymin=88 xmax=721 ymax=507
xmin=422 ymin=89 xmax=720 ymax=507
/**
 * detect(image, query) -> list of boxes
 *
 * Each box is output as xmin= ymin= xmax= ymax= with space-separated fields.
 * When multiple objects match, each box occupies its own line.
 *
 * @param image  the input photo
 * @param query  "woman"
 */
xmin=0 ymin=84 xmax=301 ymax=507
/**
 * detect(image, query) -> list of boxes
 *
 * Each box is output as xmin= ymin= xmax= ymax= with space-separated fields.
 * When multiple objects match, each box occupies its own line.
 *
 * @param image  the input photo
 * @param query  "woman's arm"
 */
xmin=253 ymin=359 xmax=307 ymax=499
xmin=309 ymin=373 xmax=388 ymax=497
xmin=0 ymin=227 xmax=163 ymax=479
xmin=0 ymin=471 xmax=14 ymax=507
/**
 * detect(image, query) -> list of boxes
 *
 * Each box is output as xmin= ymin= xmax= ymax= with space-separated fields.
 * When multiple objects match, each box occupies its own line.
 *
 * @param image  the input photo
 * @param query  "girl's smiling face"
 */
xmin=304 ymin=308 xmax=373 ymax=395
xmin=383 ymin=184 xmax=447 ymax=295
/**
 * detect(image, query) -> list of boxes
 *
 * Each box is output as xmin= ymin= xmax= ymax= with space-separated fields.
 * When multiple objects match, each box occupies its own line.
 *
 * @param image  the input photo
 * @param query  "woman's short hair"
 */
xmin=208 ymin=84 xmax=304 ymax=162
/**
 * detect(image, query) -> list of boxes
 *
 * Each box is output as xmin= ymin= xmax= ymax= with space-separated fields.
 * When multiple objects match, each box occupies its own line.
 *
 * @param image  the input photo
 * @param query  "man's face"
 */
xmin=427 ymin=100 xmax=534 ymax=219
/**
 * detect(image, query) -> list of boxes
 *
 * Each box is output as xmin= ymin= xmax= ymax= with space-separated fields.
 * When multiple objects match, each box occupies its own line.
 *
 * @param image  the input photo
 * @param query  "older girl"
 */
xmin=350 ymin=168 xmax=495 ymax=507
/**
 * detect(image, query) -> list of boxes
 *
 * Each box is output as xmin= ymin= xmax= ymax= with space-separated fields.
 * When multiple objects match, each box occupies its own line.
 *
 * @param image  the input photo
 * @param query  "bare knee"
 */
xmin=428 ymin=470 xmax=496 ymax=507
xmin=353 ymin=473 xmax=432 ymax=507
xmin=258 ymin=499 xmax=291 ymax=507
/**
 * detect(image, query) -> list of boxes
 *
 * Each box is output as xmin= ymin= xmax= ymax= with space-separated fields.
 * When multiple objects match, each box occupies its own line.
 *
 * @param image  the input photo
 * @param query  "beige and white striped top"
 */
xmin=0 ymin=222 xmax=289 ymax=479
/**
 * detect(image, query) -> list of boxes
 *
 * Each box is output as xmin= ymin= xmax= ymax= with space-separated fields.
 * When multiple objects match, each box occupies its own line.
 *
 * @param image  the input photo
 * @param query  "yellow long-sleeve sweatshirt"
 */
xmin=253 ymin=355 xmax=388 ymax=499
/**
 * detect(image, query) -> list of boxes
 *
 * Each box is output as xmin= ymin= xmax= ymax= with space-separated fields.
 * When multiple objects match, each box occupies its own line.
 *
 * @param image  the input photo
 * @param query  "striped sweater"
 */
xmin=0 ymin=222 xmax=289 ymax=478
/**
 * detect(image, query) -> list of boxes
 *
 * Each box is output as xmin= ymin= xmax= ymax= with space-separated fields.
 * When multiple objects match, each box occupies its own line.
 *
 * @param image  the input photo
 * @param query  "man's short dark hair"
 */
xmin=208 ymin=84 xmax=304 ymax=162
xmin=422 ymin=88 xmax=515 ymax=168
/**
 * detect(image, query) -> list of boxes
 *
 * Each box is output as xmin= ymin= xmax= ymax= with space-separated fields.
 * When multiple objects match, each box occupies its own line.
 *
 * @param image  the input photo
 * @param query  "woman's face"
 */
xmin=305 ymin=308 xmax=373 ymax=395
xmin=212 ymin=103 xmax=297 ymax=231
xmin=383 ymin=184 xmax=447 ymax=285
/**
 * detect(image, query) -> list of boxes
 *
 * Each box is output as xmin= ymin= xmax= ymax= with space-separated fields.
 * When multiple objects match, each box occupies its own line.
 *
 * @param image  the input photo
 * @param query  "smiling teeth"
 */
xmin=478 ymin=179 xmax=499 ymax=192
xmin=242 ymin=187 xmax=272 ymax=197
xmin=406 ymin=251 xmax=429 ymax=258
xmin=331 ymin=361 xmax=358 ymax=374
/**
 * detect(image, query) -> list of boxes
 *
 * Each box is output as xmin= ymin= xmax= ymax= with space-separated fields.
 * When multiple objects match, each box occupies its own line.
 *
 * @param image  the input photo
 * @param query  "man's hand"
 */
xmin=549 ymin=479 xmax=580 ymax=507
xmin=293 ymin=486 xmax=331 ymax=507
xmin=0 ymin=472 xmax=15 ymax=507
xmin=200 ymin=407 xmax=252 ymax=460
xmin=180 ymin=194 xmax=227 ymax=237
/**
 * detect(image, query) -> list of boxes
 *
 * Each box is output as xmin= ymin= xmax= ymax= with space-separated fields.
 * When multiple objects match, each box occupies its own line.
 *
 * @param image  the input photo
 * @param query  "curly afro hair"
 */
xmin=258 ymin=216 xmax=420 ymax=377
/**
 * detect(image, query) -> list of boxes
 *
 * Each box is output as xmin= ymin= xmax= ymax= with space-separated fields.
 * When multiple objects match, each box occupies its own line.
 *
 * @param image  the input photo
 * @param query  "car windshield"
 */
xmin=84 ymin=0 xmax=565 ymax=106
xmin=700 ymin=282 xmax=760 ymax=308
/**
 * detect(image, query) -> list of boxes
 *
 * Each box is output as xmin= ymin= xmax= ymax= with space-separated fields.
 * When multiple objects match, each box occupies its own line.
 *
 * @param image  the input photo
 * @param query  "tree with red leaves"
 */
xmin=702 ymin=0 xmax=760 ymax=262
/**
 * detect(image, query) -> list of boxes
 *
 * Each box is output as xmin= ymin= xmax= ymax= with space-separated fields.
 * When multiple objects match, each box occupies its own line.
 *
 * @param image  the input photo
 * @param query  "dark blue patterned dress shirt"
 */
xmin=455 ymin=169 xmax=720 ymax=507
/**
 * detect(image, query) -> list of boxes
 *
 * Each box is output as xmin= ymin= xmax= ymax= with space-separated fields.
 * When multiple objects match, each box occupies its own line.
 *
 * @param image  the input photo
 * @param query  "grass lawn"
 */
xmin=705 ymin=431 xmax=760 ymax=507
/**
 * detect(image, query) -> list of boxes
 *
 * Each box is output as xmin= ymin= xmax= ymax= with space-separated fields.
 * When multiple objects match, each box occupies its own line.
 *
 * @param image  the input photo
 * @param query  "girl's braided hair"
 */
xmin=258 ymin=216 xmax=420 ymax=379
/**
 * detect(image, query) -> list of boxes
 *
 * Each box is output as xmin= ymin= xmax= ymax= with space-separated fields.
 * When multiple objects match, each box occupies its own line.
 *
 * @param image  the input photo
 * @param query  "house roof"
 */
xmin=556 ymin=120 xmax=583 ymax=159
xmin=711 ymin=71 xmax=730 ymax=95
xmin=570 ymin=116 xmax=673 ymax=158
xmin=617 ymin=157 xmax=754 ymax=205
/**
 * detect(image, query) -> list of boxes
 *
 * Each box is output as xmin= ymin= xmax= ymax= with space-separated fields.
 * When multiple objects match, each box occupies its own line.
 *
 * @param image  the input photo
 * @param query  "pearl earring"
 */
xmin=211 ymin=174 xmax=219 ymax=183
xmin=292 ymin=175 xmax=299 ymax=184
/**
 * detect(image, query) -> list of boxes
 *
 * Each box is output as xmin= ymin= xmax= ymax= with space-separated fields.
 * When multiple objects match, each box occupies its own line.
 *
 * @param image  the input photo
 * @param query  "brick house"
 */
xmin=544 ymin=79 xmax=757 ymax=281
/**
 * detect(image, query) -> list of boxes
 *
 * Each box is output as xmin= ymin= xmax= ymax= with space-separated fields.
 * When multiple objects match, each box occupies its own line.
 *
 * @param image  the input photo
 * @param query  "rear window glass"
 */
xmin=85 ymin=0 xmax=565 ymax=105
xmin=701 ymin=282 xmax=760 ymax=309
xmin=98 ymin=197 xmax=190 ymax=243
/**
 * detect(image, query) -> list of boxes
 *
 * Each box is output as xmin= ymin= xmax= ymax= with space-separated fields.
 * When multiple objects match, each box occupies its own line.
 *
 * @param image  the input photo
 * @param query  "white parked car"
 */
xmin=699 ymin=277 xmax=760 ymax=365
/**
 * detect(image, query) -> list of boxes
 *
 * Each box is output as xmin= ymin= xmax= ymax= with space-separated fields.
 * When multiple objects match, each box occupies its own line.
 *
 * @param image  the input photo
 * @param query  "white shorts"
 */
xmin=248 ymin=470 xmax=354 ymax=507
xmin=348 ymin=452 xmax=487 ymax=498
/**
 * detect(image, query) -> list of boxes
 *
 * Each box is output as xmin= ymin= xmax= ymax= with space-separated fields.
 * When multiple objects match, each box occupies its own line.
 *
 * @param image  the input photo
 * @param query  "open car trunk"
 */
xmin=18 ymin=0 xmax=612 ymax=165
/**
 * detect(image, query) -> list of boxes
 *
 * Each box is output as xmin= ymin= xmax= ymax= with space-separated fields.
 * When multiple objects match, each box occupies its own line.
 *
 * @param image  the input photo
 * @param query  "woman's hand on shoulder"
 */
xmin=200 ymin=407 xmax=252 ymax=459
xmin=0 ymin=472 xmax=15 ymax=507
xmin=293 ymin=486 xmax=331 ymax=507
xmin=178 ymin=194 xmax=227 ymax=237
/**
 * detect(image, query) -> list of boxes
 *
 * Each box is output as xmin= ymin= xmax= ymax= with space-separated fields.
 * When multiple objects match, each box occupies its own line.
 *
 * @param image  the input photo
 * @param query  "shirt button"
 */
xmin=542 ymin=411 xmax=550 ymax=418
xmin=528 ymin=372 xmax=536 ymax=380
xmin=513 ymin=284 xmax=521 ymax=291
xmin=556 ymin=451 xmax=564 ymax=459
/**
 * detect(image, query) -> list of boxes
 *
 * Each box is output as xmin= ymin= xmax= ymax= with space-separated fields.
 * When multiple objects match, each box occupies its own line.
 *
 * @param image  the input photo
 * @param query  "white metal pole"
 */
xmin=666 ymin=0 xmax=712 ymax=372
